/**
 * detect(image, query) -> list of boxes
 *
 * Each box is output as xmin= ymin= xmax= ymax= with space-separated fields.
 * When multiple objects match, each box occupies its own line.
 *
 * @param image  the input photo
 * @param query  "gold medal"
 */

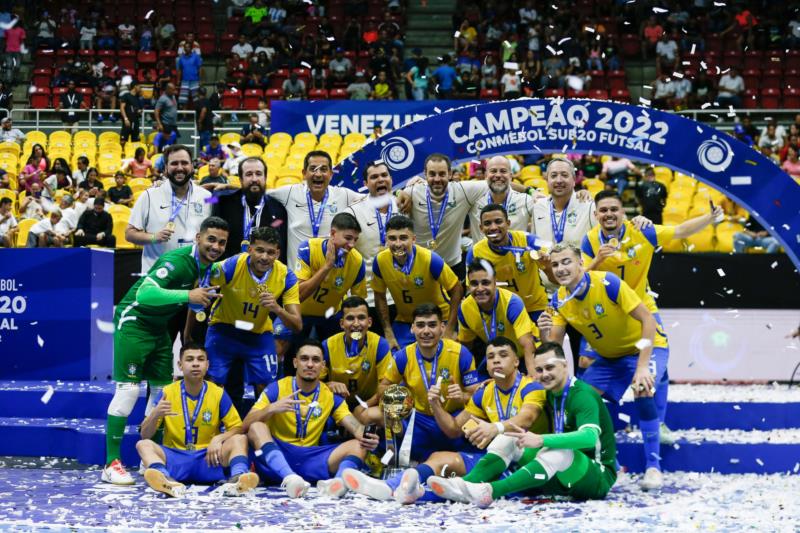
xmin=529 ymin=249 xmax=540 ymax=261
xmin=608 ymin=237 xmax=620 ymax=249
xmin=351 ymin=331 xmax=363 ymax=341
xmin=186 ymin=443 xmax=195 ymax=451
xmin=165 ymin=221 xmax=176 ymax=232
xmin=195 ymin=311 xmax=207 ymax=322
xmin=241 ymin=239 xmax=250 ymax=249
xmin=545 ymin=305 xmax=557 ymax=316
xmin=257 ymin=284 xmax=268 ymax=295
xmin=427 ymin=239 xmax=438 ymax=250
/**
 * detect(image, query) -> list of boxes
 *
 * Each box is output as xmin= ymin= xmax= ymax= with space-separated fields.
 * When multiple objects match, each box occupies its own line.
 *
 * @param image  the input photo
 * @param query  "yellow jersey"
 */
xmin=466 ymin=230 xmax=548 ymax=312
xmin=157 ymin=380 xmax=241 ymax=451
xmin=295 ymin=238 xmax=367 ymax=318
xmin=371 ymin=245 xmax=459 ymax=323
xmin=464 ymin=372 xmax=549 ymax=434
xmin=209 ymin=253 xmax=299 ymax=333
xmin=581 ymin=221 xmax=676 ymax=313
xmin=321 ymin=331 xmax=393 ymax=402
xmin=251 ymin=376 xmax=351 ymax=446
xmin=551 ymin=271 xmax=669 ymax=358
xmin=383 ymin=338 xmax=479 ymax=416
xmin=457 ymin=287 xmax=538 ymax=354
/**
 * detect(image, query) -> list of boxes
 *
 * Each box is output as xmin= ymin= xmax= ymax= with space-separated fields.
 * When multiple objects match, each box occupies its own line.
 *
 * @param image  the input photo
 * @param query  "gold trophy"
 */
xmin=382 ymin=384 xmax=414 ymax=479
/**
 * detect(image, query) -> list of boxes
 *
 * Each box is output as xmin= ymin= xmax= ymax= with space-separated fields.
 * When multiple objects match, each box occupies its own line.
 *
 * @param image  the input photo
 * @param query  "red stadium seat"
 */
xmin=743 ymin=88 xmax=759 ymax=109
xmin=742 ymin=69 xmax=760 ymax=90
xmin=785 ymin=69 xmax=800 ymax=89
xmin=220 ymin=33 xmax=237 ymax=52
xmin=705 ymin=34 xmax=723 ymax=52
xmin=480 ymin=88 xmax=500 ymax=99
xmin=544 ymin=88 xmax=565 ymax=98
xmin=611 ymin=88 xmax=631 ymax=103
xmin=78 ymin=49 xmax=95 ymax=61
xmin=34 ymin=49 xmax=55 ymax=69
xmin=76 ymin=87 xmax=93 ymax=108
xmin=783 ymin=87 xmax=800 ymax=108
xmin=761 ymin=68 xmax=781 ymax=89
xmin=271 ymin=68 xmax=289 ymax=89
xmin=760 ymin=88 xmax=780 ymax=109
xmin=221 ymin=89 xmax=241 ymax=109
xmin=32 ymin=68 xmax=51 ymax=89
xmin=786 ymin=50 xmax=800 ymax=71
xmin=242 ymin=89 xmax=263 ymax=109
xmin=55 ymin=49 xmax=75 ymax=67
xmin=196 ymin=16 xmax=213 ymax=35
xmin=588 ymin=70 xmax=606 ymax=90
xmin=328 ymin=88 xmax=348 ymax=99
xmin=620 ymin=34 xmax=639 ymax=58
xmin=566 ymin=89 xmax=588 ymax=98
xmin=226 ymin=16 xmax=243 ymax=33
xmin=722 ymin=50 xmax=742 ymax=69
xmin=30 ymin=87 xmax=50 ymax=109
xmin=159 ymin=50 xmax=177 ymax=62
xmin=308 ymin=88 xmax=328 ymax=99
xmin=589 ymin=89 xmax=609 ymax=100
xmin=118 ymin=50 xmax=137 ymax=71
xmin=265 ymin=88 xmax=284 ymax=102
xmin=199 ymin=34 xmax=216 ymax=56
xmin=765 ymin=50 xmax=784 ymax=66
xmin=137 ymin=51 xmax=157 ymax=66
xmin=51 ymin=87 xmax=66 ymax=108
xmin=176 ymin=16 xmax=193 ymax=35
xmin=607 ymin=70 xmax=627 ymax=91
xmin=743 ymin=50 xmax=763 ymax=70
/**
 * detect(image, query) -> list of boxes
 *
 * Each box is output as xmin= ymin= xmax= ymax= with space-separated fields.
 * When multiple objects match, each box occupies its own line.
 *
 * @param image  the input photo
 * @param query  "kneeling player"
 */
xmin=136 ymin=344 xmax=259 ymax=497
xmin=429 ymin=342 xmax=617 ymax=506
xmin=243 ymin=339 xmax=380 ymax=498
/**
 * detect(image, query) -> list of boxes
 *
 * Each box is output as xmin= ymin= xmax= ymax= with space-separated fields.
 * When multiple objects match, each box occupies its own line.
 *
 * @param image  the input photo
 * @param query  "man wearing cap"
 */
xmin=0 ymin=117 xmax=24 ymax=145
xmin=223 ymin=143 xmax=248 ymax=176
xmin=347 ymin=72 xmax=372 ymax=100
xmin=329 ymin=48 xmax=353 ymax=86
xmin=241 ymin=113 xmax=268 ymax=147
xmin=200 ymin=135 xmax=228 ymax=163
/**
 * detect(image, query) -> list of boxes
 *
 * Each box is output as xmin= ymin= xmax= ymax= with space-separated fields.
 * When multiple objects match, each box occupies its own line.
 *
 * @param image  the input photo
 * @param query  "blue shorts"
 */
xmin=206 ymin=323 xmax=279 ymax=385
xmin=581 ymin=313 xmax=667 ymax=359
xmin=161 ymin=446 xmax=227 ymax=483
xmin=252 ymin=440 xmax=339 ymax=483
xmin=459 ymin=451 xmax=486 ymax=473
xmin=403 ymin=412 xmax=477 ymax=462
xmin=528 ymin=310 xmax=543 ymax=323
xmin=392 ymin=322 xmax=415 ymax=349
xmin=582 ymin=347 xmax=670 ymax=403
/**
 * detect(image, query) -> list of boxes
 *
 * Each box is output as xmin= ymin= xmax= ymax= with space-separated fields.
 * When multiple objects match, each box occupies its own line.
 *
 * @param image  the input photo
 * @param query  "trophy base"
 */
xmin=382 ymin=467 xmax=405 ymax=480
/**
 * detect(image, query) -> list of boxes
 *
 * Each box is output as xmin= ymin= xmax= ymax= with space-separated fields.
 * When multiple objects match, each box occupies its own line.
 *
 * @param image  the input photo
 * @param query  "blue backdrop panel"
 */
xmin=0 ymin=249 xmax=114 ymax=380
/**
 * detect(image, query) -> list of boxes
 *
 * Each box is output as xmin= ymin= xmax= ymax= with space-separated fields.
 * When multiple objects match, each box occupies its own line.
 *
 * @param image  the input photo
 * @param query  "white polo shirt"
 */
xmin=128 ymin=181 xmax=211 ymax=273
xmin=0 ymin=212 xmax=17 ymax=236
xmin=468 ymin=187 xmax=535 ymax=243
xmin=404 ymin=180 xmax=486 ymax=266
xmin=267 ymin=183 xmax=364 ymax=268
xmin=347 ymin=194 xmax=399 ymax=307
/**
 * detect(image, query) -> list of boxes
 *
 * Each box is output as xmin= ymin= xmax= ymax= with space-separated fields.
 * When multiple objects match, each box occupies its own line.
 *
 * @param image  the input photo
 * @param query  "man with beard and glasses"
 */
xmin=126 ymin=144 xmax=212 ymax=273
xmin=103 ymin=216 xmax=228 ymax=485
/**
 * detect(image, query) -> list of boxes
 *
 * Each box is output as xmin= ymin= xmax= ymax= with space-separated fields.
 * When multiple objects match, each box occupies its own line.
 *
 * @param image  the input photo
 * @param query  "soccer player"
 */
xmin=192 ymin=226 xmax=302 ymax=399
xmin=428 ymin=342 xmax=617 ymax=506
xmin=371 ymin=215 xmax=463 ymax=351
xmin=458 ymin=260 xmax=538 ymax=373
xmin=244 ymin=339 xmax=380 ymax=498
xmin=466 ymin=204 xmax=551 ymax=320
xmin=321 ymin=296 xmax=393 ymax=421
xmin=136 ymin=344 xmax=259 ymax=497
xmin=538 ymin=243 xmax=668 ymax=490
xmin=103 ymin=216 xmax=228 ymax=485
xmin=343 ymin=303 xmax=481 ymax=499
xmin=295 ymin=212 xmax=367 ymax=340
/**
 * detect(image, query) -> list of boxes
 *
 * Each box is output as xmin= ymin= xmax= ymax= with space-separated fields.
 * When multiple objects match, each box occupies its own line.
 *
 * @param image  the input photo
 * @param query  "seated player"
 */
xmin=343 ymin=303 xmax=481 ymax=499
xmin=458 ymin=260 xmax=537 ymax=373
xmin=354 ymin=336 xmax=547 ymax=504
xmin=136 ymin=344 xmax=259 ymax=497
xmin=294 ymin=212 xmax=367 ymax=341
xmin=466 ymin=203 xmax=552 ymax=322
xmin=321 ymin=296 xmax=393 ymax=423
xmin=428 ymin=342 xmax=617 ymax=506
xmin=192 ymin=227 xmax=302 ymax=399
xmin=538 ymin=243 xmax=668 ymax=490
xmin=243 ymin=339 xmax=380 ymax=499
xmin=371 ymin=214 xmax=463 ymax=351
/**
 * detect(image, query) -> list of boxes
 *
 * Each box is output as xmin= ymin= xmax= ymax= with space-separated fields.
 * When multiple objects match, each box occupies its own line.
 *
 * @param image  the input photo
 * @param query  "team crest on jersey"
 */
xmin=627 ymin=247 xmax=637 ymax=259
xmin=334 ymin=276 xmax=344 ymax=288
xmin=361 ymin=360 xmax=371 ymax=372
xmin=328 ymin=202 xmax=338 ymax=214
xmin=440 ymin=368 xmax=451 ymax=380
xmin=202 ymin=410 xmax=213 ymax=424
xmin=507 ymin=203 xmax=517 ymax=215
xmin=311 ymin=405 xmax=323 ymax=418
xmin=127 ymin=363 xmax=137 ymax=376
xmin=414 ymin=276 xmax=424 ymax=287
xmin=567 ymin=212 xmax=578 ymax=225
xmin=594 ymin=304 xmax=605 ymax=316
xmin=156 ymin=267 xmax=169 ymax=279
xmin=192 ymin=202 xmax=203 ymax=214
xmin=497 ymin=322 xmax=506 ymax=332
xmin=516 ymin=261 xmax=526 ymax=273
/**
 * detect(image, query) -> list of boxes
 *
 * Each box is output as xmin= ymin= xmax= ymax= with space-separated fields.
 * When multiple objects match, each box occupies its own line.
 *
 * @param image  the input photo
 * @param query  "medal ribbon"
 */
xmin=549 ymin=197 xmax=571 ymax=244
xmin=554 ymin=376 xmax=573 ymax=434
xmin=375 ymin=202 xmax=393 ymax=247
xmin=307 ymin=188 xmax=329 ymax=238
xmin=180 ymin=381 xmax=207 ymax=448
xmin=292 ymin=377 xmax=321 ymax=440
xmin=426 ymin=188 xmax=449 ymax=242
xmin=480 ymin=290 xmax=499 ymax=341
xmin=494 ymin=372 xmax=522 ymax=421
xmin=598 ymin=223 xmax=626 ymax=247
xmin=392 ymin=244 xmax=416 ymax=275
xmin=415 ymin=340 xmax=443 ymax=391
xmin=487 ymin=190 xmax=510 ymax=212
xmin=550 ymin=272 xmax=590 ymax=310
xmin=193 ymin=245 xmax=213 ymax=288
xmin=241 ymin=194 xmax=265 ymax=251
xmin=169 ymin=185 xmax=189 ymax=223
xmin=247 ymin=256 xmax=271 ymax=287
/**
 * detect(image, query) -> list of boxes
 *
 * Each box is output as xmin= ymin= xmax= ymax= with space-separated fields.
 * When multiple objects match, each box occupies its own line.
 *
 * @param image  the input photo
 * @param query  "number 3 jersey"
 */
xmin=295 ymin=238 xmax=366 ymax=318
xmin=208 ymin=253 xmax=299 ymax=334
xmin=551 ymin=271 xmax=668 ymax=359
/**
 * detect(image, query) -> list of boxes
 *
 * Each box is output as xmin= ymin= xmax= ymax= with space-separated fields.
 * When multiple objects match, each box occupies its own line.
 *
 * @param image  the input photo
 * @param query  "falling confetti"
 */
xmin=40 ymin=386 xmax=54 ymax=404
xmin=717 ymin=268 xmax=726 ymax=277
xmin=36 ymin=335 xmax=44 ymax=348
xmin=234 ymin=320 xmax=254 ymax=331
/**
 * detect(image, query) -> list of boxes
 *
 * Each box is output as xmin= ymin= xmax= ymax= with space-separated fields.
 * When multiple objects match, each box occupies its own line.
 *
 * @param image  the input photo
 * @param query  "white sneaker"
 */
xmin=225 ymin=472 xmax=259 ymax=496
xmin=393 ymin=468 xmax=425 ymax=505
xmin=143 ymin=468 xmax=186 ymax=498
xmin=659 ymin=423 xmax=676 ymax=445
xmin=317 ymin=478 xmax=348 ymax=498
xmin=640 ymin=467 xmax=664 ymax=491
xmin=427 ymin=475 xmax=469 ymax=503
xmin=281 ymin=474 xmax=310 ymax=498
xmin=341 ymin=468 xmax=393 ymax=501
xmin=461 ymin=481 xmax=494 ymax=508
xmin=101 ymin=459 xmax=135 ymax=486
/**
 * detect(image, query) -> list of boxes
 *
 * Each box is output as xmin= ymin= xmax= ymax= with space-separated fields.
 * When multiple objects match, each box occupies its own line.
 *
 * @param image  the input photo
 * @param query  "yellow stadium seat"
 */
xmin=662 ymin=204 xmax=688 ymax=225
xmin=0 ymin=154 xmax=17 ymax=172
xmin=653 ymin=166 xmax=673 ymax=183
xmin=269 ymin=132 xmax=292 ymax=145
xmin=107 ymin=204 xmax=131 ymax=219
xmin=0 ymin=188 xmax=15 ymax=204
xmin=276 ymin=165 xmax=303 ymax=180
xmin=129 ymin=177 xmax=151 ymax=193
xmin=318 ymin=132 xmax=342 ymax=147
xmin=294 ymin=132 xmax=317 ymax=145
xmin=49 ymin=130 xmax=72 ymax=145
xmin=275 ymin=176 xmax=302 ymax=187
xmin=520 ymin=165 xmax=542 ymax=179
xmin=146 ymin=131 xmax=158 ymax=145
xmin=524 ymin=177 xmax=548 ymax=191
xmin=263 ymin=155 xmax=286 ymax=170
xmin=16 ymin=218 xmax=36 ymax=246
xmin=101 ymin=177 xmax=117 ymax=189
xmin=264 ymin=145 xmax=289 ymax=160
xmin=343 ymin=133 xmax=367 ymax=146
xmin=113 ymin=218 xmax=135 ymax=249
xmin=196 ymin=165 xmax=210 ymax=180
xmin=219 ymin=132 xmax=242 ymax=145
xmin=241 ymin=143 xmax=263 ymax=157
xmin=124 ymin=142 xmax=147 ymax=158
xmin=228 ymin=175 xmax=241 ymax=189
xmin=97 ymin=153 xmax=122 ymax=174
xmin=72 ymin=140 xmax=96 ymax=154
xmin=25 ymin=131 xmax=48 ymax=147
xmin=99 ymin=141 xmax=123 ymax=154
xmin=7 ymin=174 xmax=18 ymax=192
xmin=715 ymin=231 xmax=737 ymax=253
xmin=73 ymin=130 xmax=96 ymax=144
xmin=98 ymin=132 xmax=121 ymax=145
xmin=0 ymin=142 xmax=20 ymax=157
xmin=684 ymin=227 xmax=715 ymax=252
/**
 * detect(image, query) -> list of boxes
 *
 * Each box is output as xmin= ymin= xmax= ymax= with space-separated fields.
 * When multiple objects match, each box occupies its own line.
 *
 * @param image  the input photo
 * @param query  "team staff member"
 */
xmin=321 ymin=296 xmax=393 ymax=421
xmin=371 ymin=215 xmax=463 ymax=351
xmin=126 ymin=144 xmax=212 ymax=273
xmin=244 ymin=339 xmax=380 ymax=499
xmin=538 ymin=243 xmax=668 ymax=490
xmin=137 ymin=344 xmax=259 ymax=498
xmin=103 ymin=216 xmax=228 ymax=485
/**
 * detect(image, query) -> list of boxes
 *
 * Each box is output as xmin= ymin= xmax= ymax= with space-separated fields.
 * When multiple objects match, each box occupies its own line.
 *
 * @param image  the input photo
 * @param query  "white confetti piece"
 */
xmin=701 ymin=102 xmax=711 ymax=109
xmin=652 ymin=7 xmax=668 ymax=13
xmin=671 ymin=321 xmax=680 ymax=328
xmin=771 ymin=261 xmax=779 ymax=269
xmin=234 ymin=320 xmax=254 ymax=331
xmin=733 ymin=405 xmax=741 ymax=410
xmin=673 ymin=443 xmax=680 ymax=450
xmin=95 ymin=319 xmax=114 ymax=333
xmin=534 ymin=473 xmax=546 ymax=479
xmin=37 ymin=335 xmax=44 ymax=348
xmin=794 ymin=462 xmax=799 ymax=473
xmin=40 ymin=386 xmax=54 ymax=404
xmin=618 ymin=413 xmax=631 ymax=423
xmin=254 ymin=448 xmax=263 ymax=456
xmin=91 ymin=302 xmax=99 ymax=310
xmin=145 ymin=9 xmax=154 ymax=19
xmin=690 ymin=43 xmax=696 ymax=55
xmin=730 ymin=458 xmax=740 ymax=464
xmin=756 ymin=458 xmax=764 ymax=466
xmin=717 ymin=268 xmax=726 ymax=277
xmin=493 ymin=371 xmax=506 ymax=379
xmin=647 ymin=289 xmax=659 ymax=299
xmin=325 ymin=307 xmax=336 ymax=318
xmin=380 ymin=449 xmax=394 ymax=465
xmin=635 ymin=339 xmax=652 ymax=351
xmin=355 ymin=395 xmax=368 ymax=409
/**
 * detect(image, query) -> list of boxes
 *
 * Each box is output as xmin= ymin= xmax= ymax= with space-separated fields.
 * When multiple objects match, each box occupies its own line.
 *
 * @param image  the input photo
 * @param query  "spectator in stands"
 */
xmin=406 ymin=57 xmax=431 ymax=101
xmin=241 ymin=113 xmax=268 ymax=146
xmin=329 ymin=48 xmax=353 ymax=87
xmin=282 ymin=72 xmax=306 ymax=100
xmin=107 ymin=171 xmax=133 ymax=206
xmin=192 ymin=88 xmax=213 ymax=149
xmin=586 ymin=40 xmax=603 ymax=71
xmin=761 ymin=118 xmax=787 ymax=143
xmin=691 ymin=69 xmax=715 ymax=108
xmin=79 ymin=167 xmax=104 ymax=196
xmin=347 ymin=71 xmax=372 ymax=100
xmin=243 ymin=0 xmax=269 ymax=36
xmin=733 ymin=215 xmax=779 ymax=254
xmin=456 ymin=49 xmax=480 ymax=78
xmin=139 ymin=20 xmax=154 ymax=52
xmin=788 ymin=12 xmax=800 ymax=48
xmin=431 ymin=55 xmax=459 ymax=99
xmin=152 ymin=127 xmax=178 ymax=155
xmin=232 ymin=34 xmax=254 ymax=60
xmin=779 ymin=134 xmax=799 ymax=162
xmin=342 ymin=18 xmax=362 ymax=51
xmin=0 ymin=82 xmax=12 ymax=112
xmin=119 ymin=84 xmax=142 ymax=147
xmin=0 ymin=196 xmax=17 ymax=247
xmin=640 ymin=16 xmax=663 ymax=60
xmin=716 ymin=67 xmax=745 ymax=109
xmin=248 ymin=52 xmax=272 ymax=89
xmin=223 ymin=143 xmax=247 ymax=176
xmin=540 ymin=55 xmax=565 ymax=89
xmin=178 ymin=32 xmax=201 ymax=57
xmin=518 ymin=0 xmax=538 ymax=32
xmin=267 ymin=1 xmax=287 ymax=31
xmin=225 ymin=53 xmax=247 ymax=86
xmin=20 ymin=145 xmax=49 ymax=193
xmin=3 ymin=19 xmax=25 ymax=84
xmin=94 ymin=85 xmax=118 ymax=123
xmin=27 ymin=209 xmax=67 ymax=248
xmin=79 ymin=19 xmax=97 ymax=50
xmin=603 ymin=35 xmax=621 ymax=71
xmin=500 ymin=64 xmax=522 ymax=99
xmin=56 ymin=194 xmax=79 ymax=233
xmin=20 ymin=182 xmax=46 ymax=220
xmin=454 ymin=19 xmax=477 ymax=55
xmin=781 ymin=146 xmax=800 ymax=179
xmin=57 ymin=80 xmax=88 ymax=128
xmin=655 ymin=32 xmax=679 ymax=76
xmin=651 ymin=73 xmax=674 ymax=109
xmin=481 ymin=54 xmax=498 ymax=90
xmin=758 ymin=123 xmax=784 ymax=152
xmin=371 ymin=71 xmax=393 ymax=100
xmin=0 ymin=168 xmax=8 ymax=189
xmin=72 ymin=156 xmax=90 ymax=187
xmin=155 ymin=82 xmax=179 ymax=139
xmin=96 ymin=18 xmax=116 ymax=50
xmin=199 ymin=158 xmax=228 ymax=191
xmin=459 ymin=70 xmax=481 ymax=99
xmin=74 ymin=198 xmax=115 ymax=248
xmin=156 ymin=17 xmax=176 ymax=51
xmin=681 ymin=17 xmax=704 ymax=53
xmin=56 ymin=13 xmax=79 ymax=49
xmin=0 ymin=117 xmax=24 ymax=144
xmin=35 ymin=12 xmax=58 ymax=50
xmin=199 ymin=135 xmax=227 ymax=163
xmin=122 ymin=148 xmax=154 ymax=179
xmin=43 ymin=165 xmax=73 ymax=201
xmin=600 ymin=156 xmax=641 ymax=197
xmin=635 ymin=168 xmax=667 ymax=224
xmin=177 ymin=43 xmax=203 ymax=109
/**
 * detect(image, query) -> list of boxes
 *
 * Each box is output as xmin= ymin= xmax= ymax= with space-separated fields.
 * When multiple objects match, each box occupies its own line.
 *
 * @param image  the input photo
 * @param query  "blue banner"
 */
xmin=0 ymin=249 xmax=114 ymax=380
xmin=328 ymin=98 xmax=800 ymax=268
xmin=271 ymin=100 xmax=478 ymax=136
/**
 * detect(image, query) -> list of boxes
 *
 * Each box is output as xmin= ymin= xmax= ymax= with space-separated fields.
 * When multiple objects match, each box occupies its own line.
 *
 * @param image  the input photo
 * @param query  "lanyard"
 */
xmin=549 ymin=197 xmax=571 ymax=244
xmin=415 ymin=340 xmax=443 ymax=391
xmin=169 ymin=185 xmax=189 ymax=223
xmin=494 ymin=372 xmax=522 ymax=421
xmin=66 ymin=93 xmax=78 ymax=107
xmin=307 ymin=188 xmax=329 ymax=238
xmin=345 ymin=333 xmax=365 ymax=358
xmin=180 ymin=381 xmax=207 ymax=447
xmin=193 ymin=246 xmax=212 ymax=288
xmin=551 ymin=272 xmax=589 ymax=310
xmin=480 ymin=291 xmax=499 ymax=341
xmin=392 ymin=244 xmax=416 ymax=275
xmin=426 ymin=188 xmax=449 ymax=242
xmin=375 ymin=202 xmax=393 ymax=247
xmin=487 ymin=190 xmax=509 ymax=212
xmin=292 ymin=377 xmax=321 ymax=440
xmin=241 ymin=194 xmax=265 ymax=249
xmin=554 ymin=377 xmax=573 ymax=434
xmin=247 ymin=256 xmax=271 ymax=286
xmin=489 ymin=234 xmax=535 ymax=263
